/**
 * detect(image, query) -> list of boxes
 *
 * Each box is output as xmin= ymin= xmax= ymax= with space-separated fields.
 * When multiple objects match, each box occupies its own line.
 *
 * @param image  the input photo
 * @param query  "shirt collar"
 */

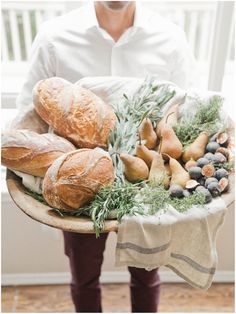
xmin=79 ymin=2 xmax=151 ymax=30
xmin=76 ymin=2 xmax=99 ymax=30
xmin=133 ymin=2 xmax=152 ymax=29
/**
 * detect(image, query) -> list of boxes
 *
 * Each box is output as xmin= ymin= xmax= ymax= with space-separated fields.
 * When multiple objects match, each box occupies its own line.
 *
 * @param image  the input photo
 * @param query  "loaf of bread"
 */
xmin=33 ymin=77 xmax=117 ymax=149
xmin=9 ymin=103 xmax=48 ymax=134
xmin=42 ymin=147 xmax=115 ymax=211
xmin=1 ymin=130 xmax=75 ymax=177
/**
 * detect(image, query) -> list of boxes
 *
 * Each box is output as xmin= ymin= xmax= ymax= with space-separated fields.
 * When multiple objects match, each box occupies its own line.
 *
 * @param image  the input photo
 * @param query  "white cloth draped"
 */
xmin=115 ymin=198 xmax=227 ymax=290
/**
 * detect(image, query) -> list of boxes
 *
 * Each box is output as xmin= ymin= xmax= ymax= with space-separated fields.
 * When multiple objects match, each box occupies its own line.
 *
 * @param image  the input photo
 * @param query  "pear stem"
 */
xmin=138 ymin=134 xmax=142 ymax=145
xmin=110 ymin=152 xmax=120 ymax=157
xmin=162 ymin=153 xmax=170 ymax=162
xmin=165 ymin=111 xmax=175 ymax=124
xmin=137 ymin=116 xmax=148 ymax=128
xmin=158 ymin=136 xmax=163 ymax=154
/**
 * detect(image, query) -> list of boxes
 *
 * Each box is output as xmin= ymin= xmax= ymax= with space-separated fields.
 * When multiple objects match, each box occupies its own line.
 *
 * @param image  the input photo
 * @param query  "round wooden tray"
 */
xmin=6 ymin=168 xmax=234 ymax=234
xmin=6 ymin=170 xmax=118 ymax=234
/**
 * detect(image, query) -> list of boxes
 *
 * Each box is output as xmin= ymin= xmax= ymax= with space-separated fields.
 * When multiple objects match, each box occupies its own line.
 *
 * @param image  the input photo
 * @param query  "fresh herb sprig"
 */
xmin=25 ymin=182 xmax=206 ymax=237
xmin=169 ymin=191 xmax=205 ymax=213
xmin=121 ymin=79 xmax=176 ymax=125
xmin=75 ymin=182 xmax=146 ymax=237
xmin=141 ymin=184 xmax=205 ymax=214
xmin=108 ymin=77 xmax=176 ymax=181
xmin=141 ymin=184 xmax=170 ymax=215
xmin=25 ymin=183 xmax=146 ymax=238
xmin=214 ymin=160 xmax=235 ymax=171
xmin=25 ymin=190 xmax=48 ymax=205
xmin=174 ymin=95 xmax=223 ymax=147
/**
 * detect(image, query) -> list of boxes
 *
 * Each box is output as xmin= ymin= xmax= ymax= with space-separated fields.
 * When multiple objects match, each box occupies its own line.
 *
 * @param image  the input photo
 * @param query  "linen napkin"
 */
xmin=115 ymin=198 xmax=227 ymax=290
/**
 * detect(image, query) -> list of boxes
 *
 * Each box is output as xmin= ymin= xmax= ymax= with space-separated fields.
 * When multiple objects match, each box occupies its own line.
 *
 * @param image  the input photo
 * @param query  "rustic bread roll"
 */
xmin=9 ymin=103 xmax=48 ymax=134
xmin=33 ymin=77 xmax=117 ymax=149
xmin=1 ymin=130 xmax=75 ymax=177
xmin=42 ymin=148 xmax=115 ymax=211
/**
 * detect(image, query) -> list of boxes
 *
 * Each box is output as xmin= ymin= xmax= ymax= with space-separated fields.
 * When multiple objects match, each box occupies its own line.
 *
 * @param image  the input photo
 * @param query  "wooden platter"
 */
xmin=6 ymin=168 xmax=234 ymax=235
xmin=6 ymin=170 xmax=118 ymax=234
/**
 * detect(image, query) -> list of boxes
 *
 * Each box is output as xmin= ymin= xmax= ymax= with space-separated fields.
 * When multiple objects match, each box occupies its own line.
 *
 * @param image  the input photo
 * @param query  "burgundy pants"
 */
xmin=63 ymin=231 xmax=161 ymax=313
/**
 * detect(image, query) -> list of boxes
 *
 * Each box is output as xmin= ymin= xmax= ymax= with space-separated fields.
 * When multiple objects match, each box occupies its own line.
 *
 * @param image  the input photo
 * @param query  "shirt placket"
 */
xmin=111 ymin=45 xmax=119 ymax=76
xmin=96 ymin=26 xmax=137 ymax=76
xmin=110 ymin=27 xmax=137 ymax=76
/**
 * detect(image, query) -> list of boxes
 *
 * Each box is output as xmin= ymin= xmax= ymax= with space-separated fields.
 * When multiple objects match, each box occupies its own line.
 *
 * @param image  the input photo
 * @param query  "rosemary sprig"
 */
xmin=25 ymin=182 xmax=146 ymax=237
xmin=25 ymin=182 xmax=206 ymax=237
xmin=141 ymin=184 xmax=170 ymax=215
xmin=50 ymin=206 xmax=90 ymax=218
xmin=141 ymin=184 xmax=205 ymax=214
xmin=169 ymin=191 xmax=205 ymax=213
xmin=174 ymin=95 xmax=223 ymax=147
xmin=25 ymin=190 xmax=48 ymax=205
xmin=79 ymin=182 xmax=146 ymax=238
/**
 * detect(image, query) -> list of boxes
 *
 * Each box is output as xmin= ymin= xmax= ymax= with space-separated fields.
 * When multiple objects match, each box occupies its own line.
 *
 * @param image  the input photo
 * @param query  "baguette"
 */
xmin=33 ymin=77 xmax=116 ymax=149
xmin=1 ymin=130 xmax=75 ymax=177
xmin=42 ymin=147 xmax=114 ymax=211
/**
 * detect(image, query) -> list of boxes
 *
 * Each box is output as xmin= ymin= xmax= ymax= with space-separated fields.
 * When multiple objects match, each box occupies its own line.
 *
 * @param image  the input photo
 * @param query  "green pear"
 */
xmin=120 ymin=153 xmax=149 ymax=183
xmin=136 ymin=143 xmax=157 ymax=168
xmin=168 ymin=155 xmax=190 ymax=188
xmin=182 ymin=132 xmax=209 ymax=162
xmin=148 ymin=154 xmax=170 ymax=189
xmin=139 ymin=118 xmax=157 ymax=149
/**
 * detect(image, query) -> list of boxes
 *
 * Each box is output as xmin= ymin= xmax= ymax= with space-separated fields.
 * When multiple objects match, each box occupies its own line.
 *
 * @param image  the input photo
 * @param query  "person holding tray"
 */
xmin=15 ymin=1 xmax=197 ymax=312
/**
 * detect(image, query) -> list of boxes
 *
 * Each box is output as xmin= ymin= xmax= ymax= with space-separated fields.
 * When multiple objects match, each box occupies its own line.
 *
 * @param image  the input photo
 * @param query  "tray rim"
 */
xmin=6 ymin=168 xmax=235 ymax=234
xmin=6 ymin=169 xmax=118 ymax=234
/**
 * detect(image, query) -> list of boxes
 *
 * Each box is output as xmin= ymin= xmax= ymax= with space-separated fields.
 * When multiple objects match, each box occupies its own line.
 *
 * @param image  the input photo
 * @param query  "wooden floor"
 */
xmin=1 ymin=283 xmax=234 ymax=313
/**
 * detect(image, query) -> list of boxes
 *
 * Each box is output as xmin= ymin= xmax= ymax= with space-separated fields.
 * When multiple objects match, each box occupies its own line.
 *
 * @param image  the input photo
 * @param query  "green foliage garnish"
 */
xmin=83 ymin=182 xmax=146 ymax=237
xmin=168 ymin=191 xmax=205 ymax=213
xmin=108 ymin=77 xmax=176 ymax=181
xmin=142 ymin=184 xmax=205 ymax=214
xmin=67 ymin=182 xmax=146 ymax=238
xmin=25 ymin=190 xmax=48 ymax=205
xmin=141 ymin=184 xmax=170 ymax=214
xmin=214 ymin=160 xmax=234 ymax=171
xmin=25 ymin=182 xmax=206 ymax=237
xmin=25 ymin=183 xmax=146 ymax=238
xmin=174 ymin=95 xmax=223 ymax=147
xmin=121 ymin=78 xmax=176 ymax=125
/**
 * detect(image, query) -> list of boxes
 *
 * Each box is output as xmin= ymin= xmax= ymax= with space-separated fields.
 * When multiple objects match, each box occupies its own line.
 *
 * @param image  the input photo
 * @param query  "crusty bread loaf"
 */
xmin=1 ymin=130 xmax=75 ymax=177
xmin=42 ymin=148 xmax=115 ymax=211
xmin=33 ymin=77 xmax=116 ymax=149
xmin=9 ymin=103 xmax=48 ymax=134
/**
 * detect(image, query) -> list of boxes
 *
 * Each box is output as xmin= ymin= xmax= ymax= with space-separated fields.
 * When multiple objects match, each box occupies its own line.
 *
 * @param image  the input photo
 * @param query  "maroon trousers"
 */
xmin=63 ymin=231 xmax=161 ymax=313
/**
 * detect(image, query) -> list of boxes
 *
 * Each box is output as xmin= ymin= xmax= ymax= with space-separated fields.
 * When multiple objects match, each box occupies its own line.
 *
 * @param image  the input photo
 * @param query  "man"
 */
xmin=16 ymin=1 xmax=197 ymax=312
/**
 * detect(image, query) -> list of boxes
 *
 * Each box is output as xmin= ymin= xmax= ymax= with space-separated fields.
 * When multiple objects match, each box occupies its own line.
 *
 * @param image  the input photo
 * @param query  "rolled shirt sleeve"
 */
xmin=16 ymin=23 xmax=55 ymax=110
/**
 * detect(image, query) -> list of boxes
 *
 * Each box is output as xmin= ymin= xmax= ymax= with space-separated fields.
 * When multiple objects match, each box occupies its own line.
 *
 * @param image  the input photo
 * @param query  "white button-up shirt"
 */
xmin=16 ymin=2 xmax=197 ymax=109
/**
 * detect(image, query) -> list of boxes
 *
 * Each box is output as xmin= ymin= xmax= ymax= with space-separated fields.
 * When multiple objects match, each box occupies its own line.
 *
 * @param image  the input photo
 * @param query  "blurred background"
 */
xmin=1 ymin=1 xmax=235 ymax=312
